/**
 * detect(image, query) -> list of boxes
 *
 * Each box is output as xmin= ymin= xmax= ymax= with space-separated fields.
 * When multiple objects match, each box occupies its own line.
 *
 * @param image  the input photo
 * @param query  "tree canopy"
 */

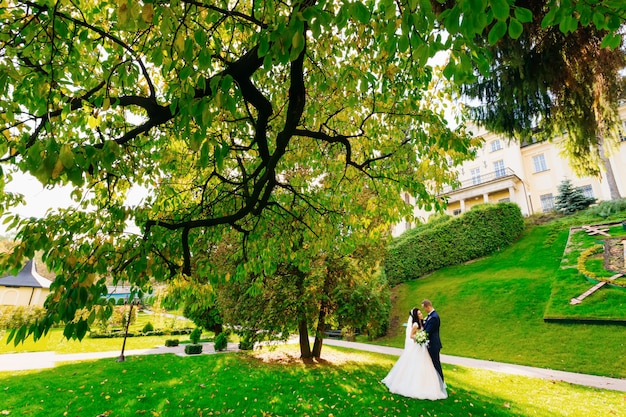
xmin=0 ymin=0 xmax=624 ymax=343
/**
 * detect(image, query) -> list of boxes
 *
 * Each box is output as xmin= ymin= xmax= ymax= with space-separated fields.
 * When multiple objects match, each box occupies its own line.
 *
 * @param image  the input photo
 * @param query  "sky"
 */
xmin=1 ymin=171 xmax=145 ymax=236
xmin=1 ymin=172 xmax=75 ymax=236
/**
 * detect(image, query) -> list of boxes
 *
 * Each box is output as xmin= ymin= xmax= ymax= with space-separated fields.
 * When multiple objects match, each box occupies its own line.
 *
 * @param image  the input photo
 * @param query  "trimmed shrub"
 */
xmin=165 ymin=339 xmax=179 ymax=347
xmin=142 ymin=322 xmax=154 ymax=333
xmin=189 ymin=327 xmax=202 ymax=344
xmin=168 ymin=328 xmax=193 ymax=335
xmin=384 ymin=202 xmax=525 ymax=285
xmin=185 ymin=344 xmax=203 ymax=355
xmin=214 ymin=332 xmax=228 ymax=351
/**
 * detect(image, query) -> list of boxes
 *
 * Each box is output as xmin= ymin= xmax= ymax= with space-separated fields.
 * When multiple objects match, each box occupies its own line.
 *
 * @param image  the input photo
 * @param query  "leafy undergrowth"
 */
xmin=1 ymin=346 xmax=623 ymax=417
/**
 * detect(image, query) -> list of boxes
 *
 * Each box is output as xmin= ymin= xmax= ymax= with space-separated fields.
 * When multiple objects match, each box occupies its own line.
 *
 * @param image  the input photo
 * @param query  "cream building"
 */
xmin=0 ymin=259 xmax=51 ymax=306
xmin=393 ymin=106 xmax=626 ymax=236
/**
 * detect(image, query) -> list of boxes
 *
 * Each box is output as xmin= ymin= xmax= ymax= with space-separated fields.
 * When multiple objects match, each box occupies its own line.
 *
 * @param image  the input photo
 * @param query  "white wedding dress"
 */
xmin=381 ymin=316 xmax=447 ymax=400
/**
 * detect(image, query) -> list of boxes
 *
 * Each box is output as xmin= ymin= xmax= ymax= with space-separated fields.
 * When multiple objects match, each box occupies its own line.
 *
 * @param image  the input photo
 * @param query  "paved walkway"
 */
xmin=323 ymin=339 xmax=626 ymax=392
xmin=2 ymin=339 xmax=625 ymax=393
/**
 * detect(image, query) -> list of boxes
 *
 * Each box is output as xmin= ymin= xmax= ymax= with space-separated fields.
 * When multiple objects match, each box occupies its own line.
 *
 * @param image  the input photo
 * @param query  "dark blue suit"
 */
xmin=423 ymin=310 xmax=444 ymax=381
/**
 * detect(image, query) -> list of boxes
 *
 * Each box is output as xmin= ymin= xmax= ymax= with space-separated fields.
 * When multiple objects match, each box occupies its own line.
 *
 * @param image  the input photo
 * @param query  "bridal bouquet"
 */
xmin=414 ymin=330 xmax=429 ymax=346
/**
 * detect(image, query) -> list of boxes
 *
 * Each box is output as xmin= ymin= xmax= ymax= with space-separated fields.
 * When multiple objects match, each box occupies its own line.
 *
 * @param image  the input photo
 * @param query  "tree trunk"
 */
xmin=298 ymin=313 xmax=312 ymax=358
xmin=312 ymin=298 xmax=328 ymax=358
xmin=293 ymin=266 xmax=312 ymax=359
xmin=312 ymin=270 xmax=335 ymax=358
xmin=597 ymin=135 xmax=622 ymax=200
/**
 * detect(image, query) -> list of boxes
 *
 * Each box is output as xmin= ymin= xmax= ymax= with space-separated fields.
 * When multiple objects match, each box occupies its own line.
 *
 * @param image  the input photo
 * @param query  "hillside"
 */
xmin=376 ymin=211 xmax=626 ymax=379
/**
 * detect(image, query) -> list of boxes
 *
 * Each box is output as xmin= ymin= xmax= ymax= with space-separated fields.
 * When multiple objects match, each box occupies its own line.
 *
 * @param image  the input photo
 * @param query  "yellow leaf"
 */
xmin=118 ymin=2 xmax=129 ymax=26
xmin=51 ymin=158 xmax=64 ymax=179
xmin=174 ymin=34 xmax=184 ymax=52
xmin=142 ymin=4 xmax=154 ymax=23
xmin=88 ymin=115 xmax=100 ymax=129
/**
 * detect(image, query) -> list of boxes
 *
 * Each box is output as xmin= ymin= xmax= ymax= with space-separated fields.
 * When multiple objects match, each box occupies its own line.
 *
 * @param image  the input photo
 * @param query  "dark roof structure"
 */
xmin=0 ymin=259 xmax=52 ymax=289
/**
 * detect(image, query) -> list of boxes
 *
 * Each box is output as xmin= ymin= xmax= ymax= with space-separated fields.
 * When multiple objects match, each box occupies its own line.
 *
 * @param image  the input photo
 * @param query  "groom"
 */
xmin=421 ymin=299 xmax=444 ymax=382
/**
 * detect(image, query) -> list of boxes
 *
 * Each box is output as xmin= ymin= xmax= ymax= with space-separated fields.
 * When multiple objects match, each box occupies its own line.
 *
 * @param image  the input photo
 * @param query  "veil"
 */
xmin=404 ymin=314 xmax=414 ymax=350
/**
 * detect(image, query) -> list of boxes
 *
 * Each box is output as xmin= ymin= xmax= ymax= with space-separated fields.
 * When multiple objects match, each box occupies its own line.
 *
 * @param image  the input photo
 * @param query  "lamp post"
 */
xmin=117 ymin=296 xmax=140 ymax=362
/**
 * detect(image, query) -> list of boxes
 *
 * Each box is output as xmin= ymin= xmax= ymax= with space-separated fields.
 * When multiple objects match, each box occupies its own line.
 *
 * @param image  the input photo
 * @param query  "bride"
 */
xmin=381 ymin=307 xmax=447 ymax=400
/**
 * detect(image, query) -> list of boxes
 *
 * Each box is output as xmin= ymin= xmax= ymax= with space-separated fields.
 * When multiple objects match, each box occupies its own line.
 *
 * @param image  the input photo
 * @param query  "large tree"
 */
xmin=455 ymin=0 xmax=626 ymax=199
xmin=0 ymin=1 xmax=623 ymax=344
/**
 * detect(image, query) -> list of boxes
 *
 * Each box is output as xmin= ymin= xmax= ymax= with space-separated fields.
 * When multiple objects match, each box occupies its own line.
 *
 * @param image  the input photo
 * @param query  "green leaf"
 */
xmin=443 ymin=6 xmax=461 ymax=33
xmin=63 ymin=322 xmax=75 ymax=340
xmin=258 ymin=36 xmax=270 ymax=57
xmin=490 ymin=0 xmax=510 ymax=21
xmin=540 ymin=8 xmax=556 ymax=28
xmin=398 ymin=34 xmax=410 ymax=53
xmin=59 ymin=144 xmax=75 ymax=169
xmin=592 ymin=11 xmax=606 ymax=29
xmin=442 ymin=61 xmax=456 ymax=79
xmin=488 ymin=20 xmax=507 ymax=45
xmin=352 ymin=2 xmax=370 ymax=24
xmin=600 ymin=33 xmax=621 ymax=50
xmin=513 ymin=7 xmax=532 ymax=23
xmin=194 ymin=28 xmax=207 ymax=46
xmin=179 ymin=66 xmax=192 ymax=80
xmin=576 ymin=3 xmax=591 ymax=27
xmin=508 ymin=18 xmax=523 ymax=39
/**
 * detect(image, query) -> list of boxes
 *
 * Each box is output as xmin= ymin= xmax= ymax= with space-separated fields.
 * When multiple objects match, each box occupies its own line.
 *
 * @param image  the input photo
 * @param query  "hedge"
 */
xmin=384 ymin=202 xmax=525 ymax=285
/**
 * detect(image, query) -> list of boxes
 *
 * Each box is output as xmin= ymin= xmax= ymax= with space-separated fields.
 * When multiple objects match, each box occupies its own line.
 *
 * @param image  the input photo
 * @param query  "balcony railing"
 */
xmin=441 ymin=167 xmax=518 ymax=194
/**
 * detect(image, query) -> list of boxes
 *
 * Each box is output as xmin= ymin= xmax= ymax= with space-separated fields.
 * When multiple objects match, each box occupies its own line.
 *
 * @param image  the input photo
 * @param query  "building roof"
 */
xmin=0 ymin=259 xmax=52 ymax=289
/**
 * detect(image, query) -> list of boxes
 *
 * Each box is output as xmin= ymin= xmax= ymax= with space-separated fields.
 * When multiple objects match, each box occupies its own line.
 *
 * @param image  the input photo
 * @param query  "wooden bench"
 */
xmin=324 ymin=330 xmax=343 ymax=339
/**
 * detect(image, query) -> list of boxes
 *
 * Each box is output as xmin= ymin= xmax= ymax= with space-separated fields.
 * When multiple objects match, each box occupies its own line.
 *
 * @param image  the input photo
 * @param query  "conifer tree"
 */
xmin=555 ymin=179 xmax=596 ymax=214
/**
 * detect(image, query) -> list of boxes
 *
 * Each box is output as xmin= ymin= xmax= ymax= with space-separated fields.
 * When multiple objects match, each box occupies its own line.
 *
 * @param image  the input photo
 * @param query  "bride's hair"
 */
xmin=410 ymin=307 xmax=423 ymax=329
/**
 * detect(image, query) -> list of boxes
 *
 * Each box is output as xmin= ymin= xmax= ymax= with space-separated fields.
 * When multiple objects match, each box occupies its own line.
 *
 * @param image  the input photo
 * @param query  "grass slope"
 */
xmin=376 ymin=222 xmax=626 ymax=378
xmin=1 ymin=346 xmax=623 ymax=417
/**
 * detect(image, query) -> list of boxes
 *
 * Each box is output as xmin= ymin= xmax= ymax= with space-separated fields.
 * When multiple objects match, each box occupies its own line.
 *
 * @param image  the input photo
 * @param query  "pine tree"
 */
xmin=555 ymin=179 xmax=596 ymax=214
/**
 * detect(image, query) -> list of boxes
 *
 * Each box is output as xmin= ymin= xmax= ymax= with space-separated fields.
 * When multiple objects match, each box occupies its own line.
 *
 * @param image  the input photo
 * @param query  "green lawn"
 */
xmin=0 ymin=328 xmax=184 ymax=354
xmin=375 ymin=220 xmax=626 ymax=378
xmin=0 ymin=311 xmax=197 ymax=354
xmin=1 ymin=345 xmax=623 ymax=417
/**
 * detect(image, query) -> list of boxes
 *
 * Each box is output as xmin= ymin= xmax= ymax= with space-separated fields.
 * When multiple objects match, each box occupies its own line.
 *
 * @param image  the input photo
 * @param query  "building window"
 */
xmin=491 ymin=139 xmax=502 ymax=152
xmin=578 ymin=185 xmax=594 ymax=199
xmin=453 ymin=209 xmax=462 ymax=216
xmin=540 ymin=194 xmax=555 ymax=212
xmin=470 ymin=168 xmax=481 ymax=185
xmin=620 ymin=121 xmax=626 ymax=142
xmin=499 ymin=198 xmax=510 ymax=202
xmin=493 ymin=160 xmax=506 ymax=177
xmin=532 ymin=154 xmax=548 ymax=173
